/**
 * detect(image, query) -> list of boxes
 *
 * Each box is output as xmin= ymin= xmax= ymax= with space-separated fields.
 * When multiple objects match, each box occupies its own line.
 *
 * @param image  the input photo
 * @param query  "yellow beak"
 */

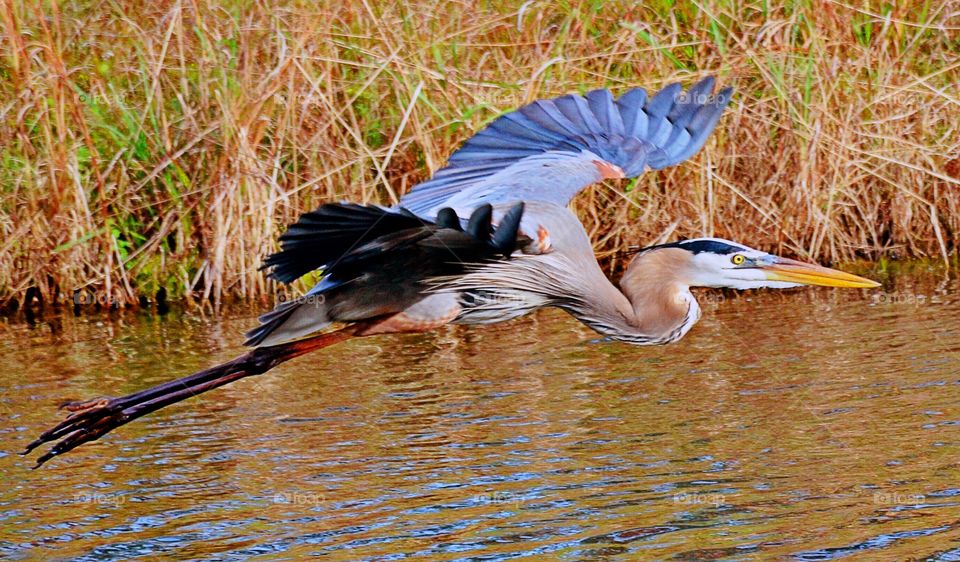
xmin=761 ymin=257 xmax=881 ymax=288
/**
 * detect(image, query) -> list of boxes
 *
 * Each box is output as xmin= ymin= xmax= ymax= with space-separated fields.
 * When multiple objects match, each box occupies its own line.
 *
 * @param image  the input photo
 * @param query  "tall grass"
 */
xmin=1 ymin=0 xmax=958 ymax=311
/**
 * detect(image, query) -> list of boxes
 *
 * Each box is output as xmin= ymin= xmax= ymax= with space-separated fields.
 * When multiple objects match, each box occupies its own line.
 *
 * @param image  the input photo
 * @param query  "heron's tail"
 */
xmin=22 ymin=326 xmax=357 ymax=468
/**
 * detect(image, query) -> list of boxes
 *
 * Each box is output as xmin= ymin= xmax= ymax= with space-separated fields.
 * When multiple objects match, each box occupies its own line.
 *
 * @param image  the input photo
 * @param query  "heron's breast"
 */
xmin=357 ymin=293 xmax=461 ymax=335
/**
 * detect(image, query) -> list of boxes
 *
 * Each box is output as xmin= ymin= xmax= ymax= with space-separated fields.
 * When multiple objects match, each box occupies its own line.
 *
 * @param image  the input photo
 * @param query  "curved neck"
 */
xmin=566 ymin=248 xmax=701 ymax=345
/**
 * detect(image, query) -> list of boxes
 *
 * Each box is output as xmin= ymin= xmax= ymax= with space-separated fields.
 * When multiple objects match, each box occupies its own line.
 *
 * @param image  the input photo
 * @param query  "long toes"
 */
xmin=22 ymin=398 xmax=120 ymax=456
xmin=32 ymin=414 xmax=121 ymax=469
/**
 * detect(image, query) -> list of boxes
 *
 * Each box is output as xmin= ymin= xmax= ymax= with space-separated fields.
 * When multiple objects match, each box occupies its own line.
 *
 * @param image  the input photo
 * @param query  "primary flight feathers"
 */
xmin=399 ymin=76 xmax=733 ymax=214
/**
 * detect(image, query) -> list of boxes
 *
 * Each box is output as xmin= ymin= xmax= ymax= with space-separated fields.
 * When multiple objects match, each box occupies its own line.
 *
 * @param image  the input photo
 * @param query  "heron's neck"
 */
xmin=578 ymin=249 xmax=701 ymax=345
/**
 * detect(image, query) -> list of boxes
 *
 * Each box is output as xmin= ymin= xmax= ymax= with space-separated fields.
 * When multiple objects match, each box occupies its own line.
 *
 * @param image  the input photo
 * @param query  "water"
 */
xmin=2 ymin=271 xmax=960 ymax=560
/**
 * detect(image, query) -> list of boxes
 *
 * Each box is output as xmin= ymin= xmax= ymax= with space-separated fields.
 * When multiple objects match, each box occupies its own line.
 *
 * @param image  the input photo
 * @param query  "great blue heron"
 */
xmin=24 ymin=77 xmax=879 ymax=467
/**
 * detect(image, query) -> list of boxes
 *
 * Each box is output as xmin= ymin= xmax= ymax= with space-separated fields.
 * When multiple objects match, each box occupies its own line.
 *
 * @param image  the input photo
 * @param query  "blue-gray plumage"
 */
xmin=399 ymin=76 xmax=733 ymax=216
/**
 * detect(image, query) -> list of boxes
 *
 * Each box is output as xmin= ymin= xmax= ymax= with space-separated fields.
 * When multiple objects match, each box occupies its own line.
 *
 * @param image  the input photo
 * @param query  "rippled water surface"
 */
xmin=2 ymin=271 xmax=960 ymax=560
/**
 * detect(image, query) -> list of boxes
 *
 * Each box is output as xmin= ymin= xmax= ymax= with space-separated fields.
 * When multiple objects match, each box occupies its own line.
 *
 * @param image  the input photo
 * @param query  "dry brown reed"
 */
xmin=1 ymin=0 xmax=958 ymax=311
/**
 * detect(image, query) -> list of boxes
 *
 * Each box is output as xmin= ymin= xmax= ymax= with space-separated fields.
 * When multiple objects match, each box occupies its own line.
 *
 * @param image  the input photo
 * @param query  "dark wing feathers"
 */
xmin=262 ymin=202 xmax=527 ymax=286
xmin=491 ymin=202 xmax=525 ymax=257
xmin=399 ymin=77 xmax=733 ymax=214
xmin=247 ymin=203 xmax=527 ymax=346
xmin=261 ymin=204 xmax=427 ymax=284
xmin=466 ymin=204 xmax=493 ymax=241
xmin=435 ymin=207 xmax=462 ymax=231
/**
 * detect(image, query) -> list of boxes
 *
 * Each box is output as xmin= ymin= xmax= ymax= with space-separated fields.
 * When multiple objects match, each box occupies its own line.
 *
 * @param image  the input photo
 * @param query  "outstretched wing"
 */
xmin=399 ymin=77 xmax=733 ymax=216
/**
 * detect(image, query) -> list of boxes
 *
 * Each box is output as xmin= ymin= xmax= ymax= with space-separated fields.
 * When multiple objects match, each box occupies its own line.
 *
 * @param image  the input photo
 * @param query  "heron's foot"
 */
xmin=22 ymin=396 xmax=127 ymax=468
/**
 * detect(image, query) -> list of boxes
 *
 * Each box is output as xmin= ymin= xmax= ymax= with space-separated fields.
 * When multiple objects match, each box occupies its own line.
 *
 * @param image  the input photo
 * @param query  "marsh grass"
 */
xmin=1 ymin=0 xmax=958 ymax=311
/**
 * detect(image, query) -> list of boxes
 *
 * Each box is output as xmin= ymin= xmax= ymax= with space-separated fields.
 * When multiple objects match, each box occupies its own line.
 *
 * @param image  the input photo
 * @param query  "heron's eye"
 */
xmin=731 ymin=254 xmax=746 ymax=265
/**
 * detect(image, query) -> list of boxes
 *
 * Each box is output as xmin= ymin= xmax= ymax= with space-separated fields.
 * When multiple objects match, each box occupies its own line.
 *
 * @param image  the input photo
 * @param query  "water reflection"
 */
xmin=2 ymin=271 xmax=959 ymax=559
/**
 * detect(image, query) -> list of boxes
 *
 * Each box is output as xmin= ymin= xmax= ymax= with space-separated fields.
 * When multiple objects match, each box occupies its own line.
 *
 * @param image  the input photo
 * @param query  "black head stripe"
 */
xmin=634 ymin=238 xmax=746 ymax=256
xmin=675 ymin=239 xmax=743 ymax=255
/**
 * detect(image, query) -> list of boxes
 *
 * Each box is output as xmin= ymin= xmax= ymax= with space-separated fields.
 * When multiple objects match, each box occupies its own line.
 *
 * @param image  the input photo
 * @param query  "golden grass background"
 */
xmin=2 ymin=0 xmax=958 ymax=310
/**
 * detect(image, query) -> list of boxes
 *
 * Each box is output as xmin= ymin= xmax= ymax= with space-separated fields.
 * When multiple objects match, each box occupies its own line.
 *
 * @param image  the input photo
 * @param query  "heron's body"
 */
xmin=250 ymin=199 xmax=705 ymax=347
xmin=25 ymin=77 xmax=880 ymax=468
xmin=249 ymin=74 xmax=743 ymax=348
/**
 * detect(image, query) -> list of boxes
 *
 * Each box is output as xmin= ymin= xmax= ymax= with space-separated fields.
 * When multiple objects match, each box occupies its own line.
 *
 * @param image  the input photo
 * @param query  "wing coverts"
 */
xmin=400 ymin=77 xmax=733 ymax=214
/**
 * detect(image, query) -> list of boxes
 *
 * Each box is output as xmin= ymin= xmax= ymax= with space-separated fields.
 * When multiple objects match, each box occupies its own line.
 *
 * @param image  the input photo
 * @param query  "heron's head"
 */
xmin=634 ymin=238 xmax=880 ymax=290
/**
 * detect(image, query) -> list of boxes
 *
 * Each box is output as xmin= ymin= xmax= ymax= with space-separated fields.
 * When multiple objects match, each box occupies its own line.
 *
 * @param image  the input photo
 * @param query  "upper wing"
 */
xmin=399 ymin=77 xmax=733 ymax=216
